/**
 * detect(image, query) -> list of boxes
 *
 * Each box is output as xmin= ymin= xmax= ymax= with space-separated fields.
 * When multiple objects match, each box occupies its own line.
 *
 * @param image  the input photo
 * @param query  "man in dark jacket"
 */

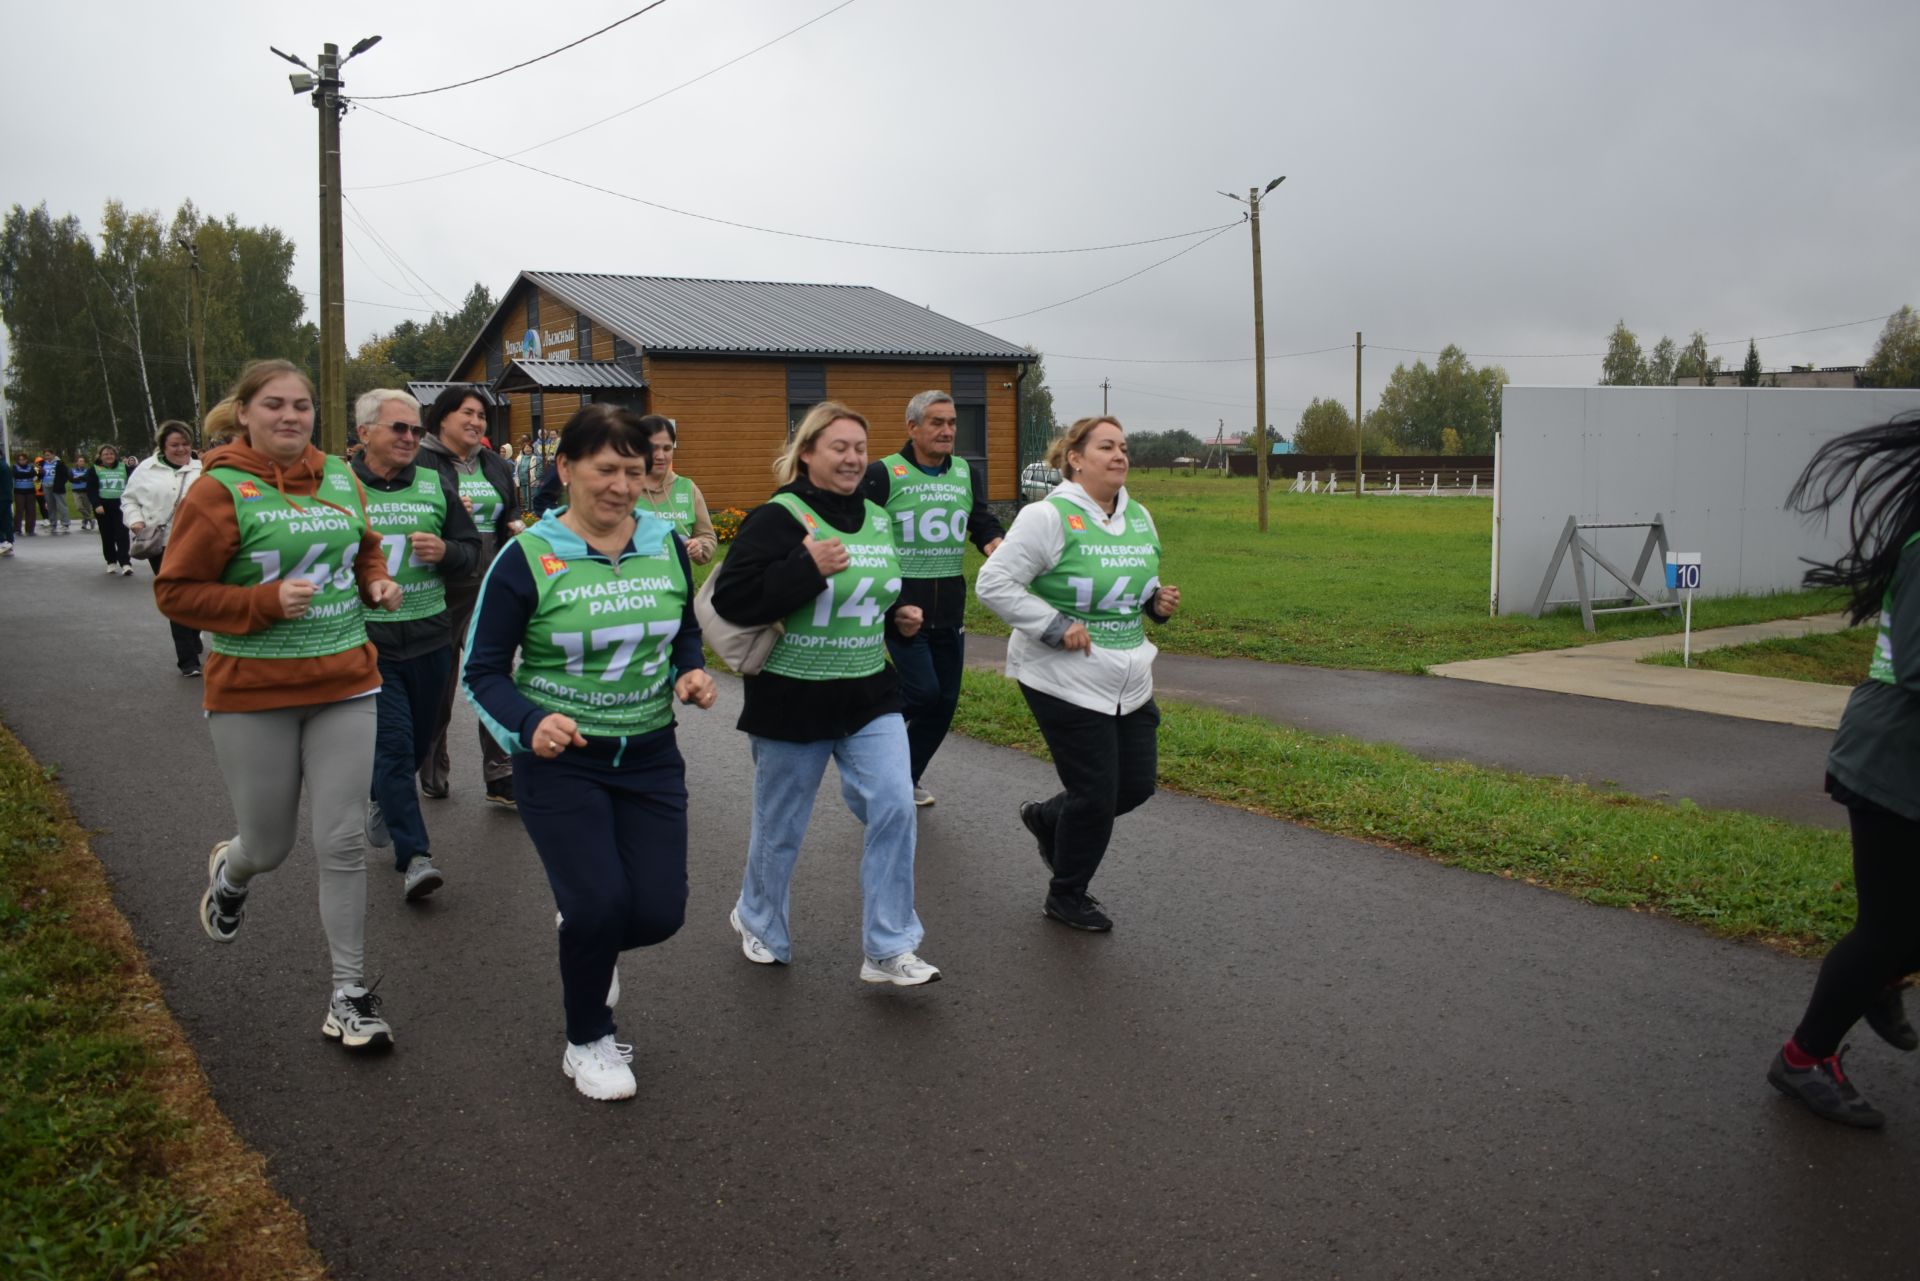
xmin=858 ymin=390 xmax=1005 ymax=806
xmin=352 ymin=390 xmax=481 ymax=900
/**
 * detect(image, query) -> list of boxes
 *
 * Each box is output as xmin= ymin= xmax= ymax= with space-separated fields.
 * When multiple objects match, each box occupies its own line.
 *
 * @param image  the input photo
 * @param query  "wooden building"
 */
xmin=443 ymin=272 xmax=1033 ymax=510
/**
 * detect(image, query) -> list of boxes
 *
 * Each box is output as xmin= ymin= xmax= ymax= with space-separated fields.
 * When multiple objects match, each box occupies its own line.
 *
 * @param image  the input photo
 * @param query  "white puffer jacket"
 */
xmin=974 ymin=481 xmax=1163 ymax=716
xmin=119 ymin=454 xmax=203 ymax=530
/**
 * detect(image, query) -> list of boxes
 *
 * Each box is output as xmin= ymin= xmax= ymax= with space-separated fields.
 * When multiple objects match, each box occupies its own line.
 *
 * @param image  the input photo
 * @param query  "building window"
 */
xmin=485 ymin=339 xmax=501 ymax=381
xmin=526 ymin=291 xmax=539 ymax=333
xmin=529 ymin=391 xmax=544 ymax=440
xmin=787 ymin=362 xmax=828 ymax=439
xmin=950 ymin=366 xmax=987 ymax=461
xmin=577 ymin=312 xmax=593 ymax=361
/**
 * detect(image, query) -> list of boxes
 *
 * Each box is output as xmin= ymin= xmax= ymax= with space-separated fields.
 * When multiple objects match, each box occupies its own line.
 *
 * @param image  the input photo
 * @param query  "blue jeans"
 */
xmin=372 ymin=646 xmax=454 ymax=869
xmin=886 ymin=626 xmax=966 ymax=786
xmin=736 ymin=714 xmax=923 ymax=964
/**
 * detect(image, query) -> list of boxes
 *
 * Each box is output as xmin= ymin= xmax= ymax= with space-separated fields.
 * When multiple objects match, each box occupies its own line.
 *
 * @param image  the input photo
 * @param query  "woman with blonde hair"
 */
xmin=976 ymin=415 xmax=1180 ymax=932
xmin=203 ymin=396 xmax=242 ymax=448
xmin=154 ymin=358 xmax=405 ymax=1052
xmin=707 ymin=401 xmax=940 ymax=984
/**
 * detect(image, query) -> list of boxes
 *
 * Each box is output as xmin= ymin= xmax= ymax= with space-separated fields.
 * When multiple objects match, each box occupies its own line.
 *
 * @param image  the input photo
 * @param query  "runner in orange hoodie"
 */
xmin=155 ymin=358 xmax=405 ymax=1053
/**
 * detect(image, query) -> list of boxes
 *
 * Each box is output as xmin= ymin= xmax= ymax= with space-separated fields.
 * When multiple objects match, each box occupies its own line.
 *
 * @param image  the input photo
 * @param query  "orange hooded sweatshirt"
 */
xmin=154 ymin=439 xmax=392 ymax=713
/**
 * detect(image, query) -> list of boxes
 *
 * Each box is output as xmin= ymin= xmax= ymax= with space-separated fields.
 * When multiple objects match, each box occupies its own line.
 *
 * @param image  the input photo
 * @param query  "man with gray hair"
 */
xmin=860 ymin=389 xmax=1006 ymax=806
xmin=350 ymin=389 xmax=481 ymax=901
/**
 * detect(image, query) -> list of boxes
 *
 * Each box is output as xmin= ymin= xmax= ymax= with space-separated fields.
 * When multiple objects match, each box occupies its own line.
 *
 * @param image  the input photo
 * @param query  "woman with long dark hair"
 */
xmin=89 ymin=443 xmax=134 ymax=573
xmin=1769 ymin=413 xmax=1920 ymax=1129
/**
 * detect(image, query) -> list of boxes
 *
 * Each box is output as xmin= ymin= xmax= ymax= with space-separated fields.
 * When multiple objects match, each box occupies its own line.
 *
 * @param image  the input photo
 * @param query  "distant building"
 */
xmin=1675 ymin=366 xmax=1862 ymax=389
xmin=438 ymin=271 xmax=1032 ymax=510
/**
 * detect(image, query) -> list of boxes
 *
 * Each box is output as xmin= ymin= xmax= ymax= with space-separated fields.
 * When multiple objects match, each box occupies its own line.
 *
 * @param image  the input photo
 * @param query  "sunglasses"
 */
xmin=384 ymin=423 xmax=426 ymax=438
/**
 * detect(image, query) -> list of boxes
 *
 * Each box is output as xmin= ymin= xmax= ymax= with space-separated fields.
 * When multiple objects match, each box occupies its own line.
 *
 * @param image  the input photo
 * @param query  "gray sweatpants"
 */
xmin=207 ymin=696 xmax=376 ymax=987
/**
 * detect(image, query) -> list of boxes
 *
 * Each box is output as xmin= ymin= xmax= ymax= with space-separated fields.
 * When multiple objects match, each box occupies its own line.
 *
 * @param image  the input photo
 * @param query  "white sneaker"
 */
xmin=912 ymin=784 xmax=935 ymax=807
xmin=556 ymin=911 xmax=620 ymax=1007
xmin=104 ymin=564 xmax=119 ymax=574
xmin=730 ymin=906 xmax=779 ymax=965
xmin=860 ymin=951 xmax=942 ymax=986
xmin=120 ymin=564 xmax=134 ymax=575
xmin=562 ymin=1034 xmax=636 ymax=1101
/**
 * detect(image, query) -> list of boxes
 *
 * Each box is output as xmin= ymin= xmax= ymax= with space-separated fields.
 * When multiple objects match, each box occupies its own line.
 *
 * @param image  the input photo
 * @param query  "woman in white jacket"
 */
xmin=975 ymin=415 xmax=1180 ymax=932
xmin=121 ymin=420 xmax=206 ymax=675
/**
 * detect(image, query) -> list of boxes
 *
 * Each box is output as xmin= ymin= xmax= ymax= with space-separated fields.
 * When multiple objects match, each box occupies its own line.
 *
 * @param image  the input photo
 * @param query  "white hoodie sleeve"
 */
xmin=974 ymin=499 xmax=1068 ymax=641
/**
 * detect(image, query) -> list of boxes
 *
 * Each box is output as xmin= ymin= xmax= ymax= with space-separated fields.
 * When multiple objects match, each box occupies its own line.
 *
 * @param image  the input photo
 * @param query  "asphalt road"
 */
xmin=964 ymin=635 xmax=1843 ymax=830
xmin=2 ymin=532 xmax=1911 ymax=1280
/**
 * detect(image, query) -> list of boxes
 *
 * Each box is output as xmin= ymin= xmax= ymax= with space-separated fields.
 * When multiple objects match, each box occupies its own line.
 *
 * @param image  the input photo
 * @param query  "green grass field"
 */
xmin=1641 ymin=626 xmax=1875 ymax=685
xmin=961 ymin=474 xmax=1844 ymax=673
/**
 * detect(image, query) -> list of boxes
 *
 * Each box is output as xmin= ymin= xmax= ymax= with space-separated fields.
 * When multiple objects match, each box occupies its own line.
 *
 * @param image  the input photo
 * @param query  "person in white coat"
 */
xmin=121 ymin=420 xmax=207 ymax=674
xmin=975 ymin=415 xmax=1180 ymax=932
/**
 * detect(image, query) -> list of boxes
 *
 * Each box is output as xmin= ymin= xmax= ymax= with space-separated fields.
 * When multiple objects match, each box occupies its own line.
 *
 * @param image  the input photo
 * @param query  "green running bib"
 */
xmin=880 ymin=453 xmax=971 ymax=578
xmin=763 ymin=494 xmax=901 ymax=681
xmin=642 ymin=474 xmax=700 ymax=538
xmin=1029 ymin=497 xmax=1162 ymax=651
xmin=207 ymin=459 xmax=371 ymax=660
xmin=362 ymin=469 xmax=449 ymax=622
xmin=512 ymin=529 xmax=688 ymax=738
xmin=95 ymin=463 xmax=128 ymax=501
xmin=1869 ymin=532 xmax=1920 ymax=685
xmin=458 ymin=470 xmax=503 ymax=531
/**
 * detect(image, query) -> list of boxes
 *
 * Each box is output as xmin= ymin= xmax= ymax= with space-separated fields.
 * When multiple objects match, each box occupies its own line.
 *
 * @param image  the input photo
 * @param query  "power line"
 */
xmin=973 ymin=223 xmax=1241 ymax=326
xmin=353 ymin=1 xmax=670 ymax=101
xmin=352 ymin=0 xmax=861 ymax=192
xmin=341 ymin=196 xmax=456 ymax=309
xmin=351 ymin=101 xmax=1242 ymax=256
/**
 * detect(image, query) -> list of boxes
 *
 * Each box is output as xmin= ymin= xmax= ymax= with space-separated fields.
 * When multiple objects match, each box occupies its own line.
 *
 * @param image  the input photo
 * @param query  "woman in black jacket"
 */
xmin=710 ymin=401 xmax=939 ymax=986
xmin=416 ymin=386 xmax=521 ymax=805
xmin=1767 ymin=413 xmax=1920 ymax=1129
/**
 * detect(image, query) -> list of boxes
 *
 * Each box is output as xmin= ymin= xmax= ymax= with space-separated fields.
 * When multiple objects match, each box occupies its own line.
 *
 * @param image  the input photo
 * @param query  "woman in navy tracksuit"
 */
xmin=462 ymin=404 xmax=717 ymax=1101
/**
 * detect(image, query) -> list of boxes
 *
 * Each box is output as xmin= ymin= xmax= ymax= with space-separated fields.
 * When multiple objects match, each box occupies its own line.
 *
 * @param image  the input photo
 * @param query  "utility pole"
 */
xmin=274 ymin=35 xmax=379 ymax=455
xmin=1221 ymin=176 xmax=1285 ymax=532
xmin=1101 ymin=378 xmax=1110 ymax=415
xmin=177 ymin=237 xmax=206 ymax=428
xmin=1354 ymin=331 xmax=1364 ymax=499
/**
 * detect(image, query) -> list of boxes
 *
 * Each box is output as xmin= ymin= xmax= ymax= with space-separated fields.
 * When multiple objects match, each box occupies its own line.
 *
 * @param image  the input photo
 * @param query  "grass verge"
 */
xmin=952 ymin=670 xmax=1852 ymax=953
xmin=1639 ymin=626 xmax=1874 ymax=685
xmin=0 ymin=724 xmax=327 ymax=1281
xmin=961 ymin=474 xmax=1845 ymax=672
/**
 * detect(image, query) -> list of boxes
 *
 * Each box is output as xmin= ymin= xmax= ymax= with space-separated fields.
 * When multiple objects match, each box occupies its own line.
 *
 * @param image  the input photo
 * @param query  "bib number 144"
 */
xmin=1065 ymin=574 xmax=1160 ymax=615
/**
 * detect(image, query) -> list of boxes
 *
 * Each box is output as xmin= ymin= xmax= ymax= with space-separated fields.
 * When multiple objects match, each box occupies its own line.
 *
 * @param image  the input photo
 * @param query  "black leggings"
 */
xmin=1793 ymin=802 xmax=1920 ymax=1057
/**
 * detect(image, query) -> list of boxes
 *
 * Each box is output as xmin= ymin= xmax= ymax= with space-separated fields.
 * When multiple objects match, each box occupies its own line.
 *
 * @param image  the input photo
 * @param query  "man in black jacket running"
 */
xmin=858 ymin=390 xmax=1004 ymax=807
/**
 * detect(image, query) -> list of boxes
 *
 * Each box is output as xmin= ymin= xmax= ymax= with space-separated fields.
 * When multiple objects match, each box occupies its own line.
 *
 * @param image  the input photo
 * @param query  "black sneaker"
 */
xmin=1864 ymin=986 xmax=1918 ymax=1052
xmin=199 ymin=841 xmax=247 ymax=942
xmin=179 ymin=665 xmax=202 ymax=678
xmin=485 ymin=777 xmax=516 ymax=808
xmin=1044 ymin=892 xmax=1112 ymax=932
xmin=1020 ymin=801 xmax=1056 ymax=873
xmin=1767 ymin=1045 xmax=1884 ymax=1129
xmin=419 ymin=778 xmax=449 ymax=800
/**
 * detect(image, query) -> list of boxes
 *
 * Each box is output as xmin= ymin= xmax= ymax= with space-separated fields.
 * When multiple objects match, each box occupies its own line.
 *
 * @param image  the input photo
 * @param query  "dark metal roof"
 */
xmin=491 ymin=359 xmax=649 ymax=394
xmin=529 ymin=273 xmax=1034 ymax=361
xmin=407 ymin=380 xmax=502 ymax=407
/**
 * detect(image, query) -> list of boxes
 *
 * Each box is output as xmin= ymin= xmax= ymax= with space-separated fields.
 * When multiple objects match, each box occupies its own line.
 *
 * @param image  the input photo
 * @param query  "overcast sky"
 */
xmin=5 ymin=0 xmax=1916 ymax=434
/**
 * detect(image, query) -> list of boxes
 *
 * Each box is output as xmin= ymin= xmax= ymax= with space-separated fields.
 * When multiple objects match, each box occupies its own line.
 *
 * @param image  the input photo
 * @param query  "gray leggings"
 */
xmin=207 ymin=696 xmax=376 ymax=986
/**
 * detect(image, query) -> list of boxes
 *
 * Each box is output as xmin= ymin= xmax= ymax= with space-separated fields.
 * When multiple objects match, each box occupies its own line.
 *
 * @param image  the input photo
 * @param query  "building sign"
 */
xmin=504 ymin=325 xmax=578 ymax=362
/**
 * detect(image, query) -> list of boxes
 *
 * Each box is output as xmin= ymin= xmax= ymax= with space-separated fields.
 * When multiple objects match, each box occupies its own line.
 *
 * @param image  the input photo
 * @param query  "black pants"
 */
xmin=149 ymin=549 xmax=203 ymax=672
xmin=95 ymin=499 xmax=130 ymax=566
xmin=1793 ymin=801 xmax=1920 ymax=1057
xmin=887 ymin=625 xmax=965 ymax=785
xmin=1020 ymin=684 xmax=1159 ymax=896
xmin=422 ymin=572 xmax=512 ymax=791
xmin=515 ymin=733 xmax=689 ymax=1046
